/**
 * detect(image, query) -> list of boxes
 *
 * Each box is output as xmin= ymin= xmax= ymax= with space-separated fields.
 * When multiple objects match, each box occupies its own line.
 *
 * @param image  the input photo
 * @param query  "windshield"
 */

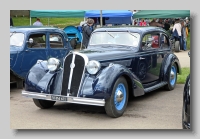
xmin=89 ymin=32 xmax=140 ymax=47
xmin=10 ymin=32 xmax=25 ymax=47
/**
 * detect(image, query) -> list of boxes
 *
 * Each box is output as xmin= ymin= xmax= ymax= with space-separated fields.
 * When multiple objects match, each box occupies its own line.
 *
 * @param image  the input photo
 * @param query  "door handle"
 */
xmin=140 ymin=57 xmax=145 ymax=60
xmin=25 ymin=49 xmax=30 ymax=52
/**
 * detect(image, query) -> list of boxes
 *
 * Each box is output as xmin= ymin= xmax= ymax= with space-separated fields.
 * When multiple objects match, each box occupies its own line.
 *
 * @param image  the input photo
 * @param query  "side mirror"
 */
xmin=188 ymin=51 xmax=190 ymax=57
xmin=27 ymin=38 xmax=33 ymax=44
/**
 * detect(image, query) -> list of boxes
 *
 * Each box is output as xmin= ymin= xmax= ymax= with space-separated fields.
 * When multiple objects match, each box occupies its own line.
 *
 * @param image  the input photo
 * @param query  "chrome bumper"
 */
xmin=22 ymin=90 xmax=105 ymax=106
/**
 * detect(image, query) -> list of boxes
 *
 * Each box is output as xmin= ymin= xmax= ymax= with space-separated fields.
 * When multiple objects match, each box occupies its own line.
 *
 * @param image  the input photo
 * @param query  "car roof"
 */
xmin=93 ymin=26 xmax=168 ymax=35
xmin=10 ymin=26 xmax=64 ymax=33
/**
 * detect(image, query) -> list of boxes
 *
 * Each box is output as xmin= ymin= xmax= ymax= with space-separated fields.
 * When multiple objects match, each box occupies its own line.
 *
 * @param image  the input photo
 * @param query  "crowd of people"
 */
xmin=134 ymin=18 xmax=190 ymax=51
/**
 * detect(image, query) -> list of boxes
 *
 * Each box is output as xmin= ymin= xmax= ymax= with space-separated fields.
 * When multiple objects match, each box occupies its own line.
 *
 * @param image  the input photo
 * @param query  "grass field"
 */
xmin=177 ymin=67 xmax=190 ymax=84
xmin=12 ymin=17 xmax=83 ymax=28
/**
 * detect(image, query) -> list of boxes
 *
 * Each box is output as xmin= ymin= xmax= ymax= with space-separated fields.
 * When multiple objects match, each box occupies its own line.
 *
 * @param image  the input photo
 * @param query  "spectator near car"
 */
xmin=33 ymin=18 xmax=43 ymax=26
xmin=82 ymin=18 xmax=94 ymax=48
xmin=149 ymin=18 xmax=164 ymax=28
xmin=139 ymin=19 xmax=147 ymax=26
xmin=172 ymin=18 xmax=183 ymax=50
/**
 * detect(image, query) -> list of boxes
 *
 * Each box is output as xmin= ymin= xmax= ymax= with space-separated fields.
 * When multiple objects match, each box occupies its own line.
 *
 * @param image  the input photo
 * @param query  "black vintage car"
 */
xmin=22 ymin=26 xmax=181 ymax=118
xmin=182 ymin=51 xmax=190 ymax=129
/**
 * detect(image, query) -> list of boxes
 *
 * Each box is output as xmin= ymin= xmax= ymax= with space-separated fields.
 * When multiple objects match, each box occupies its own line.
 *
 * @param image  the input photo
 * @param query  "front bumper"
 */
xmin=22 ymin=90 xmax=105 ymax=106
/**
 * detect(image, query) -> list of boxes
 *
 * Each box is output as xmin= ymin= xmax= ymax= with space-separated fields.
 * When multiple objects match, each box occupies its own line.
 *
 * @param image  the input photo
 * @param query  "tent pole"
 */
xmin=100 ymin=10 xmax=102 ymax=27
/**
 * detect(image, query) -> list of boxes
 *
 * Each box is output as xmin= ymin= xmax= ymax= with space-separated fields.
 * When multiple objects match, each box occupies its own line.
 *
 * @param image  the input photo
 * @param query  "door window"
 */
xmin=160 ymin=34 xmax=170 ymax=49
xmin=49 ymin=34 xmax=64 ymax=48
xmin=141 ymin=33 xmax=160 ymax=50
xmin=28 ymin=33 xmax=46 ymax=48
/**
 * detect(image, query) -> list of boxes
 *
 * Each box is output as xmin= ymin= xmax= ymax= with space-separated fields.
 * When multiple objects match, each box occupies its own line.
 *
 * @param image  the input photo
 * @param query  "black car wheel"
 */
xmin=182 ymin=75 xmax=190 ymax=129
xmin=70 ymin=38 xmax=77 ymax=49
xmin=174 ymin=41 xmax=180 ymax=52
xmin=33 ymin=99 xmax=56 ymax=109
xmin=105 ymin=77 xmax=129 ymax=118
xmin=165 ymin=63 xmax=177 ymax=90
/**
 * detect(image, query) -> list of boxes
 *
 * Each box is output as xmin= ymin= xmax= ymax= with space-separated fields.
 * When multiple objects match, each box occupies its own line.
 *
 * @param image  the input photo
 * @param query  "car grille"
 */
xmin=61 ymin=53 xmax=85 ymax=96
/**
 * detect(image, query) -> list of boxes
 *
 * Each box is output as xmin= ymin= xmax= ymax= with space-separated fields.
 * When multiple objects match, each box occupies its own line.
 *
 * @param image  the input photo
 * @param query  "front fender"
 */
xmin=24 ymin=60 xmax=55 ymax=93
xmin=161 ymin=53 xmax=181 ymax=82
xmin=80 ymin=64 xmax=144 ymax=99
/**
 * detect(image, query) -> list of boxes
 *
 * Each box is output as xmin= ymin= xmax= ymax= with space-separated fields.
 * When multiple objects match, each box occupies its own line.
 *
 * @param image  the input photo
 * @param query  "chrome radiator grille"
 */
xmin=61 ymin=53 xmax=86 ymax=96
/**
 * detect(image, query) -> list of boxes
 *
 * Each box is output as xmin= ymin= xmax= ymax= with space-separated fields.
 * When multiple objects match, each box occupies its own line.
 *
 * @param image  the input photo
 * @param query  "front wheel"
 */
xmin=33 ymin=99 xmax=56 ymax=109
xmin=165 ymin=63 xmax=177 ymax=90
xmin=105 ymin=77 xmax=129 ymax=118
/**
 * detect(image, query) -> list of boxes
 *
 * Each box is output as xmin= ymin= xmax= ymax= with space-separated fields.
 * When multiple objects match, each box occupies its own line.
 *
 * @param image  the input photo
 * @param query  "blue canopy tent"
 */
xmin=85 ymin=10 xmax=133 ymax=25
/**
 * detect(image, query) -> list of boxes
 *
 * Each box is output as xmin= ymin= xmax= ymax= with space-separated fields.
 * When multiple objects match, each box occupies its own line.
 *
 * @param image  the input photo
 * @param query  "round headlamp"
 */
xmin=47 ymin=58 xmax=61 ymax=72
xmin=86 ymin=60 xmax=101 ymax=75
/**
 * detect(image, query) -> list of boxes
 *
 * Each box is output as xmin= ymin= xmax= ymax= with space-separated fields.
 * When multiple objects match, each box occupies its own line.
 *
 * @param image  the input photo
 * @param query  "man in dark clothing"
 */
xmin=82 ymin=18 xmax=94 ymax=48
xmin=10 ymin=17 xmax=13 ymax=26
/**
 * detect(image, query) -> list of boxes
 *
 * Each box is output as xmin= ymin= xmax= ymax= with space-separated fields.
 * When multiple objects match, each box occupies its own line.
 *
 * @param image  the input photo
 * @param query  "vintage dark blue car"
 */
xmin=182 ymin=51 xmax=190 ymax=129
xmin=10 ymin=26 xmax=72 ymax=88
xmin=22 ymin=26 xmax=181 ymax=118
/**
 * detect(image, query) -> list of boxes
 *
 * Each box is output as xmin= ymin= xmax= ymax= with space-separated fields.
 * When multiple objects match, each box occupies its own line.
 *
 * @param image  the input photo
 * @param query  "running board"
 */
xmin=144 ymin=82 xmax=167 ymax=93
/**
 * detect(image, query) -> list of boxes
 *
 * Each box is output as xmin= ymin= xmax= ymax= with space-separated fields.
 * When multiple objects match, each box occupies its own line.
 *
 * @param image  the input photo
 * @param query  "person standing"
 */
xmin=82 ymin=18 xmax=94 ymax=49
xmin=139 ymin=19 xmax=146 ymax=26
xmin=33 ymin=18 xmax=43 ymax=26
xmin=181 ymin=20 xmax=187 ymax=51
xmin=172 ymin=18 xmax=183 ymax=50
xmin=164 ymin=19 xmax=171 ymax=36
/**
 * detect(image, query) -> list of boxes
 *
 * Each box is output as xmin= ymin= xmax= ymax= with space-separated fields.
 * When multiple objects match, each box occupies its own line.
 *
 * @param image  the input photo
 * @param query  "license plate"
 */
xmin=51 ymin=95 xmax=67 ymax=101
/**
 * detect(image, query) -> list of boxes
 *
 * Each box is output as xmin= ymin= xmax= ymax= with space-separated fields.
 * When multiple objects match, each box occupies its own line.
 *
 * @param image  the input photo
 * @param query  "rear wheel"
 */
xmin=165 ymin=63 xmax=177 ymax=90
xmin=105 ymin=77 xmax=128 ymax=118
xmin=70 ymin=38 xmax=77 ymax=49
xmin=33 ymin=99 xmax=55 ymax=109
xmin=174 ymin=41 xmax=180 ymax=52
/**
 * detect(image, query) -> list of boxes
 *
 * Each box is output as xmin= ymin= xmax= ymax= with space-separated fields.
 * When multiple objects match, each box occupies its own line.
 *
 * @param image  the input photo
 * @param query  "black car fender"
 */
xmin=161 ymin=53 xmax=181 ymax=82
xmin=24 ymin=60 xmax=56 ymax=93
xmin=81 ymin=63 xmax=145 ymax=99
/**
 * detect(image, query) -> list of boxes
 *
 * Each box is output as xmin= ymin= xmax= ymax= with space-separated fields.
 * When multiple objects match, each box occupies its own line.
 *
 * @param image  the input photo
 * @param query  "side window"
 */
xmin=28 ymin=33 xmax=46 ymax=48
xmin=49 ymin=33 xmax=64 ymax=48
xmin=160 ymin=34 xmax=169 ymax=49
xmin=141 ymin=33 xmax=159 ymax=50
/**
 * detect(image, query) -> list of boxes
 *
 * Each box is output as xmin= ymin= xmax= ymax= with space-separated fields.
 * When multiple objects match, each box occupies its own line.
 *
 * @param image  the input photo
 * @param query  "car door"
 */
xmin=136 ymin=32 xmax=161 ymax=84
xmin=47 ymin=32 xmax=69 ymax=65
xmin=20 ymin=32 xmax=48 ymax=77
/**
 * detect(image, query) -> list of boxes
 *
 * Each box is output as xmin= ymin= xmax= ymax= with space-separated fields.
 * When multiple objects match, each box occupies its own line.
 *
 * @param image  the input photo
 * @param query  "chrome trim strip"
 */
xmin=67 ymin=53 xmax=76 ymax=95
xmin=72 ymin=51 xmax=89 ymax=97
xmin=22 ymin=90 xmax=105 ymax=106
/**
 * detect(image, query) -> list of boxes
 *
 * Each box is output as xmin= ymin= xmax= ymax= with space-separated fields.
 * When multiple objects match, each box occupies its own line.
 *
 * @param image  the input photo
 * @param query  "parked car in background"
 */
xmin=182 ymin=51 xmax=190 ymax=129
xmin=10 ymin=26 xmax=72 ymax=88
xmin=22 ymin=26 xmax=181 ymax=118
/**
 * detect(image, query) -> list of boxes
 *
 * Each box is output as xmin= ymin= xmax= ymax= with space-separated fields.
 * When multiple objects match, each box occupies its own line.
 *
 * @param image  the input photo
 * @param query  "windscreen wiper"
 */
xmin=10 ymin=31 xmax=16 ymax=37
xmin=127 ymin=30 xmax=137 ymax=38
xmin=105 ymin=30 xmax=114 ymax=38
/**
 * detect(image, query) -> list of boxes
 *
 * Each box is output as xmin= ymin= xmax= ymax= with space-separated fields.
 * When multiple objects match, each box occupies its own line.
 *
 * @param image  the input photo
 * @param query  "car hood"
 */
xmin=77 ymin=48 xmax=138 ymax=67
xmin=79 ymin=48 xmax=138 ymax=62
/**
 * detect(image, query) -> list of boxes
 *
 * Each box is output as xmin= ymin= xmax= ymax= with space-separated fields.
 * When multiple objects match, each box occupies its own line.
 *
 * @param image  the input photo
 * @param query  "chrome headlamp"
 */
xmin=86 ymin=60 xmax=101 ymax=75
xmin=47 ymin=58 xmax=61 ymax=72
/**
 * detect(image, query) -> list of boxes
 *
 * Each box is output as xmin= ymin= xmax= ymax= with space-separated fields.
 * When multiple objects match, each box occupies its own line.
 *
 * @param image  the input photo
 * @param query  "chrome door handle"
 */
xmin=139 ymin=57 xmax=145 ymax=60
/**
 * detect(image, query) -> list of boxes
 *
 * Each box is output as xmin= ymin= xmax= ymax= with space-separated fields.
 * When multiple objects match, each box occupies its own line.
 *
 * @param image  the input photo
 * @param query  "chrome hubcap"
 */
xmin=116 ymin=90 xmax=124 ymax=102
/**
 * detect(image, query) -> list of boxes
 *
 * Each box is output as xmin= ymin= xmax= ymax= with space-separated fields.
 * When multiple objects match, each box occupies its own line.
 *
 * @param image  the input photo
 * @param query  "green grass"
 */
xmin=177 ymin=67 xmax=190 ymax=84
xmin=12 ymin=17 xmax=83 ymax=28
